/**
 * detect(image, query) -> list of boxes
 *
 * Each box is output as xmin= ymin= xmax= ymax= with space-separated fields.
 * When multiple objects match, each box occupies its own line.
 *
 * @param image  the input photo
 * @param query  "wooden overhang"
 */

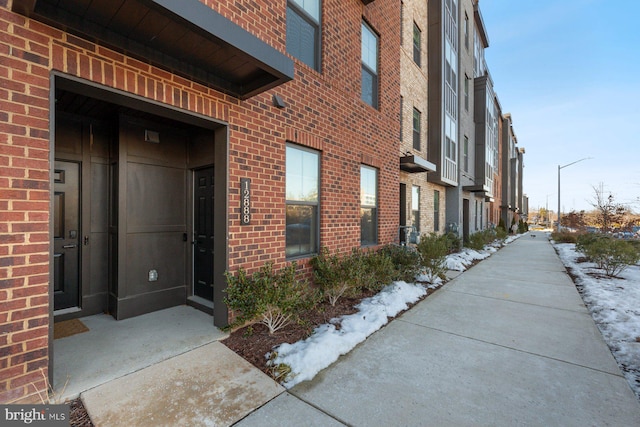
xmin=12 ymin=0 xmax=294 ymax=100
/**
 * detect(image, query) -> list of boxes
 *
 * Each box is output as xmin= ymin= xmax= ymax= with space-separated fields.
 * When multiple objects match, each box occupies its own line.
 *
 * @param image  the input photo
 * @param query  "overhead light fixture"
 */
xmin=272 ymin=94 xmax=287 ymax=109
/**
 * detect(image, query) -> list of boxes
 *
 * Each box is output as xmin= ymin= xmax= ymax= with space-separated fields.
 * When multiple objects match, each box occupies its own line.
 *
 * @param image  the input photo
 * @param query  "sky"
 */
xmin=479 ymin=0 xmax=640 ymax=214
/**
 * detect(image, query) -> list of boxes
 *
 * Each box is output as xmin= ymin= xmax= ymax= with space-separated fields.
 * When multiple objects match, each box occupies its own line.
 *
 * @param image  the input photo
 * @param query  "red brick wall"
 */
xmin=0 ymin=0 xmax=400 ymax=402
xmin=1 ymin=2 xmax=53 ymax=403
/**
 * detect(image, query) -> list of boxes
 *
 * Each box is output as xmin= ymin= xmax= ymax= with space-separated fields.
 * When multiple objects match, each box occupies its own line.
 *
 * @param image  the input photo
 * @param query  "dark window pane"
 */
xmin=360 ymin=207 xmax=377 ymax=246
xmin=287 ymin=6 xmax=318 ymax=70
xmin=434 ymin=191 xmax=440 ymax=232
xmin=361 ymin=22 xmax=378 ymax=108
xmin=286 ymin=204 xmax=317 ymax=257
xmin=413 ymin=109 xmax=421 ymax=150
xmin=413 ymin=23 xmax=421 ymax=66
xmin=361 ymin=67 xmax=375 ymax=107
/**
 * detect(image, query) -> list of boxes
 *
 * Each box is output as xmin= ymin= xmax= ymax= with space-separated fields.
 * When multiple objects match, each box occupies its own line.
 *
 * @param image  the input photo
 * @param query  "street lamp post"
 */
xmin=557 ymin=157 xmax=592 ymax=232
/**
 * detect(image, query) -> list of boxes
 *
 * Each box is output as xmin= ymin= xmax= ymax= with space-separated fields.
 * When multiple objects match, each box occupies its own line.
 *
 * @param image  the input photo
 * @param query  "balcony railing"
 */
xmin=443 ymin=157 xmax=457 ymax=183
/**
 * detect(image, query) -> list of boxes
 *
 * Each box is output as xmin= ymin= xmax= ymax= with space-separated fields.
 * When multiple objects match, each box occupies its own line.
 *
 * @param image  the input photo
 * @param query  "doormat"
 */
xmin=54 ymin=318 xmax=89 ymax=340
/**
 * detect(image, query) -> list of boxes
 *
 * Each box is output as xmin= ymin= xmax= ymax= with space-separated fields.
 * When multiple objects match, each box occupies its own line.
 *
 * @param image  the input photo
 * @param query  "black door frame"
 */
xmin=49 ymin=73 xmax=230 ymax=385
xmin=52 ymin=160 xmax=81 ymax=311
xmin=193 ymin=166 xmax=215 ymax=303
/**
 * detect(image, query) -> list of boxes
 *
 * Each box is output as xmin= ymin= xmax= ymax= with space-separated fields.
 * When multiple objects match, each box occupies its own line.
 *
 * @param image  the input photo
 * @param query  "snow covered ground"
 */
xmin=267 ymin=235 xmax=520 ymax=389
xmin=553 ymin=241 xmax=640 ymax=399
xmin=267 ymin=233 xmax=640 ymax=401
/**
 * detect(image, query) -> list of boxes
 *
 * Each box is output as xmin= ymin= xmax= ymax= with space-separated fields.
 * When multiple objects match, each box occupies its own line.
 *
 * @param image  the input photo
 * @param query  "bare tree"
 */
xmin=590 ymin=183 xmax=625 ymax=232
xmin=560 ymin=210 xmax=586 ymax=230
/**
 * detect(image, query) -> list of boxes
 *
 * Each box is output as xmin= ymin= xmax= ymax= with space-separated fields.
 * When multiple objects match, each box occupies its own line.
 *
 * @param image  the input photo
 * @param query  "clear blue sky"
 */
xmin=480 ymin=0 xmax=640 ymax=214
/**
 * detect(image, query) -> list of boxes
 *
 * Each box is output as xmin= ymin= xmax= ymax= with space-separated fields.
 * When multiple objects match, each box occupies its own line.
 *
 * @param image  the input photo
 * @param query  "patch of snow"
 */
xmin=268 ymin=236 xmax=519 ymax=388
xmin=268 ymin=281 xmax=427 ymax=388
xmin=554 ymin=242 xmax=640 ymax=399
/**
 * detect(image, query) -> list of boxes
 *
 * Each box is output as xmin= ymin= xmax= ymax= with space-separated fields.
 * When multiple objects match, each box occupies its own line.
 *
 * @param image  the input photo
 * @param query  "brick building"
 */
xmin=399 ymin=0 xmax=445 ymax=241
xmin=0 ymin=0 xmax=400 ymax=403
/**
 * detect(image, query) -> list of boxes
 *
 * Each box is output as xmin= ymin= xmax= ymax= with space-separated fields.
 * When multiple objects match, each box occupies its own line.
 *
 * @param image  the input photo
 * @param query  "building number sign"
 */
xmin=241 ymin=178 xmax=251 ymax=225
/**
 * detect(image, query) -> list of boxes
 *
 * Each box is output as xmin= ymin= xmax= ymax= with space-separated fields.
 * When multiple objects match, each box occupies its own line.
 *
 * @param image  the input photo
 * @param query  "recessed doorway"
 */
xmin=51 ymin=74 xmax=229 ymax=326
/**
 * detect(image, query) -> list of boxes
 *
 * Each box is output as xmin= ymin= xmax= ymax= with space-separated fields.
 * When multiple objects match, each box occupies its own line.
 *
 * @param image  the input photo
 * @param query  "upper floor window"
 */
xmin=464 ymin=12 xmax=469 ymax=50
xmin=413 ymin=22 xmax=421 ymax=67
xmin=446 ymin=0 xmax=458 ymax=21
xmin=445 ymin=41 xmax=457 ymax=94
xmin=413 ymin=108 xmax=421 ymax=151
xmin=400 ymin=96 xmax=404 ymax=141
xmin=360 ymin=165 xmax=378 ymax=246
xmin=445 ymin=115 xmax=457 ymax=162
xmin=287 ymin=0 xmax=321 ymax=71
xmin=400 ymin=1 xmax=404 ymax=46
xmin=286 ymin=144 xmax=320 ymax=258
xmin=412 ymin=185 xmax=420 ymax=231
xmin=464 ymin=75 xmax=469 ymax=111
xmin=463 ymin=136 xmax=469 ymax=172
xmin=361 ymin=22 xmax=379 ymax=108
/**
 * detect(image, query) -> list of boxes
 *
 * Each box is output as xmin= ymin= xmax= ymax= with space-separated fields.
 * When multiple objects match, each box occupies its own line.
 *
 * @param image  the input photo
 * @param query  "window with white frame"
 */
xmin=412 ymin=185 xmax=420 ymax=231
xmin=413 ymin=22 xmax=421 ymax=67
xmin=413 ymin=107 xmax=421 ymax=151
xmin=360 ymin=165 xmax=378 ymax=245
xmin=286 ymin=144 xmax=319 ymax=257
xmin=287 ymin=0 xmax=321 ymax=71
xmin=400 ymin=96 xmax=404 ymax=141
xmin=361 ymin=22 xmax=379 ymax=108
xmin=445 ymin=114 xmax=456 ymax=162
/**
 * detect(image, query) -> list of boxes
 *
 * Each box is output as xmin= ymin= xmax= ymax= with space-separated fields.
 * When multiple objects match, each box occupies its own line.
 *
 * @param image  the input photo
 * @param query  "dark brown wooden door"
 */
xmin=193 ymin=167 xmax=214 ymax=301
xmin=53 ymin=160 xmax=80 ymax=310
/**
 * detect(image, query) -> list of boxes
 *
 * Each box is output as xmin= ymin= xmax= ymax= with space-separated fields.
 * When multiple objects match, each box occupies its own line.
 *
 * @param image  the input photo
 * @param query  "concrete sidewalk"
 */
xmin=235 ymin=234 xmax=640 ymax=426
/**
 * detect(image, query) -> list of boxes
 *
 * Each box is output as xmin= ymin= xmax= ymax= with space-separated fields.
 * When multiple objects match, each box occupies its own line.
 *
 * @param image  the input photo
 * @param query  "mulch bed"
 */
xmin=68 ymin=397 xmax=93 ymax=427
xmin=222 ymin=289 xmax=377 ymax=376
xmin=222 ymin=283 xmax=444 ymax=377
xmin=66 ymin=281 xmax=445 ymax=426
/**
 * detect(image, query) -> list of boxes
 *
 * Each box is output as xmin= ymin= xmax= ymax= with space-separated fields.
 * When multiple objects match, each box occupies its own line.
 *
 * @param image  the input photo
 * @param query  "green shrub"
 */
xmin=578 ymin=237 xmax=640 ymax=277
xmin=495 ymin=226 xmax=508 ymax=240
xmin=517 ymin=219 xmax=527 ymax=234
xmin=551 ymin=231 xmax=578 ymax=244
xmin=311 ymin=247 xmax=402 ymax=306
xmin=224 ymin=262 xmax=318 ymax=334
xmin=378 ymin=244 xmax=421 ymax=282
xmin=467 ymin=229 xmax=496 ymax=250
xmin=342 ymin=248 xmax=370 ymax=294
xmin=310 ymin=248 xmax=352 ymax=306
xmin=362 ymin=249 xmax=396 ymax=292
xmin=443 ymin=232 xmax=462 ymax=254
xmin=496 ymin=218 xmax=507 ymax=239
xmin=575 ymin=233 xmax=602 ymax=252
xmin=416 ymin=233 xmax=449 ymax=280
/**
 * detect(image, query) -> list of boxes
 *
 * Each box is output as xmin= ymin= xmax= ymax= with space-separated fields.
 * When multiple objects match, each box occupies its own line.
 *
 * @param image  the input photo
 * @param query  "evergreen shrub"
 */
xmin=416 ymin=233 xmax=449 ymax=281
xmin=224 ymin=262 xmax=318 ymax=334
